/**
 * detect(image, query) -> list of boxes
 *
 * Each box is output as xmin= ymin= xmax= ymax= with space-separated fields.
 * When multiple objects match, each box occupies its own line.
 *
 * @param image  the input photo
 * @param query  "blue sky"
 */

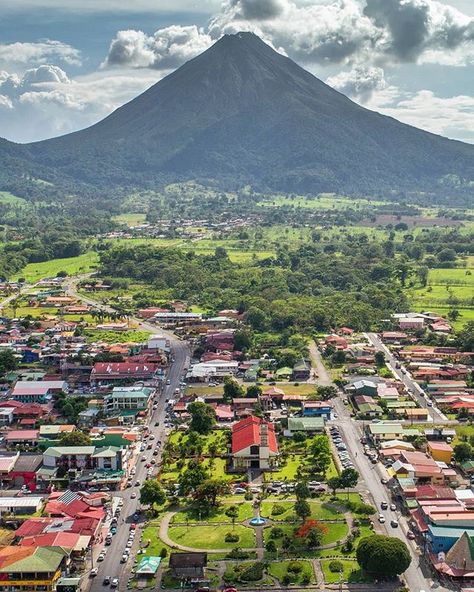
xmin=1 ymin=0 xmax=474 ymax=143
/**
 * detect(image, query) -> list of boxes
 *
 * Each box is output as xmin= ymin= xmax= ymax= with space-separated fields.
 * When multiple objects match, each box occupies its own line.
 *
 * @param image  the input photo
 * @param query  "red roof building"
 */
xmin=231 ymin=416 xmax=278 ymax=471
xmin=90 ymin=362 xmax=159 ymax=383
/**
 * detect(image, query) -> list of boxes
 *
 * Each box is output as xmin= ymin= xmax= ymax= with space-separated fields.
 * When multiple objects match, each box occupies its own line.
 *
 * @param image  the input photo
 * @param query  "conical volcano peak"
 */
xmin=25 ymin=32 xmax=474 ymax=195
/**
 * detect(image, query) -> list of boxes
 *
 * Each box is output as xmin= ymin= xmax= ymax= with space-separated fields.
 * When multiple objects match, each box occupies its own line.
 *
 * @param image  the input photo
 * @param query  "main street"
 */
xmin=365 ymin=332 xmax=446 ymax=422
xmin=310 ymin=340 xmax=450 ymax=592
xmin=64 ymin=277 xmax=190 ymax=592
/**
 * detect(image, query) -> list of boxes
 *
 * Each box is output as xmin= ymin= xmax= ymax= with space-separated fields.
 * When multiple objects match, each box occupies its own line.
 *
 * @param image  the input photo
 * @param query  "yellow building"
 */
xmin=427 ymin=441 xmax=453 ymax=464
xmin=0 ymin=546 xmax=70 ymax=592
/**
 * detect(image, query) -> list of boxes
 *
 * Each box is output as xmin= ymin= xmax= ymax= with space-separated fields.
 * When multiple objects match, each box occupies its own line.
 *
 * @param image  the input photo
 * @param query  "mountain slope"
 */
xmin=17 ymin=33 xmax=474 ymax=194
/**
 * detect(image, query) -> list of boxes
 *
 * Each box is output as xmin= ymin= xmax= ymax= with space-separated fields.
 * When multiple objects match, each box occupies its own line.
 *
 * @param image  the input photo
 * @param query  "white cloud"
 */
xmin=0 ymin=66 xmax=160 ymax=143
xmin=103 ymin=25 xmax=213 ymax=69
xmin=0 ymin=40 xmax=81 ymax=70
xmin=366 ymin=87 xmax=474 ymax=142
xmin=327 ymin=66 xmax=387 ymax=100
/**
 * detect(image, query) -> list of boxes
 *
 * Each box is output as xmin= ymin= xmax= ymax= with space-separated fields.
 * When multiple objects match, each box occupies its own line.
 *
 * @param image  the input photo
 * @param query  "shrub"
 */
xmin=159 ymin=548 xmax=167 ymax=559
xmin=329 ymin=560 xmax=344 ymax=573
xmin=239 ymin=562 xmax=264 ymax=581
xmin=271 ymin=503 xmax=286 ymax=516
xmin=266 ymin=540 xmax=277 ymax=553
xmin=301 ymin=572 xmax=311 ymax=584
xmin=225 ymin=532 xmax=240 ymax=543
xmin=226 ymin=547 xmax=250 ymax=560
xmin=270 ymin=527 xmax=284 ymax=538
xmin=244 ymin=491 xmax=253 ymax=501
xmin=282 ymin=573 xmax=292 ymax=585
xmin=287 ymin=561 xmax=303 ymax=574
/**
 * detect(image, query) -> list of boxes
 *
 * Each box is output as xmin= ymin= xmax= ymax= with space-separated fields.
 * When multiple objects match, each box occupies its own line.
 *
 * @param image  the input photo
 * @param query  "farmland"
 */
xmin=12 ymin=252 xmax=99 ymax=283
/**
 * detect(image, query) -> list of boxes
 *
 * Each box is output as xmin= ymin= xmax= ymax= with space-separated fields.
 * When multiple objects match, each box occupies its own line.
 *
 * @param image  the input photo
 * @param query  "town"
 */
xmin=0 ymin=273 xmax=471 ymax=592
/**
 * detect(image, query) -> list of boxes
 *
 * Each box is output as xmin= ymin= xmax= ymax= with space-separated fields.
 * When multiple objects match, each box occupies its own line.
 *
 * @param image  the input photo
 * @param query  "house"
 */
xmin=0 ymin=545 xmax=70 ymax=592
xmin=393 ymin=451 xmax=445 ymax=485
xmin=404 ymin=408 xmax=429 ymax=421
xmin=367 ymin=422 xmax=419 ymax=443
xmin=39 ymin=425 xmax=76 ymax=441
xmin=5 ymin=429 xmax=39 ymax=448
xmin=292 ymin=360 xmax=311 ymax=381
xmin=104 ymin=386 xmax=153 ymax=414
xmin=187 ymin=360 xmax=239 ymax=382
xmin=301 ymin=401 xmax=332 ymax=420
xmin=0 ymin=496 xmax=44 ymax=515
xmin=354 ymin=395 xmax=382 ymax=417
xmin=7 ymin=454 xmax=43 ymax=492
xmin=90 ymin=362 xmax=159 ymax=384
xmin=428 ymin=441 xmax=453 ymax=464
xmin=147 ymin=334 xmax=170 ymax=352
xmin=11 ymin=380 xmax=67 ymax=403
xmin=352 ymin=379 xmax=378 ymax=397
xmin=424 ymin=428 xmax=456 ymax=442
xmin=284 ymin=417 xmax=325 ymax=436
xmin=399 ymin=317 xmax=425 ymax=330
xmin=169 ymin=552 xmax=207 ymax=579
xmin=231 ymin=415 xmax=278 ymax=470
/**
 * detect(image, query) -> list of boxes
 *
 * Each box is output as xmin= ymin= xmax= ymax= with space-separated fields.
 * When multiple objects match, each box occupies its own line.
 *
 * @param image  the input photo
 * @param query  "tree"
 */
xmin=246 ymin=384 xmax=262 ymax=398
xmin=454 ymin=442 xmax=473 ymax=463
xmin=295 ymin=480 xmax=310 ymax=500
xmin=316 ymin=385 xmax=338 ymax=400
xmin=223 ymin=377 xmax=245 ymax=402
xmin=327 ymin=477 xmax=341 ymax=497
xmin=374 ymin=351 xmax=385 ymax=367
xmin=458 ymin=321 xmax=474 ymax=352
xmin=339 ymin=468 xmax=359 ymax=490
xmin=0 ymin=349 xmax=18 ymax=376
xmin=234 ymin=330 xmax=251 ymax=351
xmin=225 ymin=505 xmax=239 ymax=529
xmin=356 ymin=535 xmax=411 ymax=577
xmin=178 ymin=461 xmax=209 ymax=495
xmin=309 ymin=435 xmax=331 ymax=477
xmin=140 ymin=480 xmax=166 ymax=510
xmin=188 ymin=401 xmax=216 ymax=435
xmin=294 ymin=498 xmax=311 ymax=522
xmin=59 ymin=431 xmax=92 ymax=446
xmin=194 ymin=479 xmax=229 ymax=506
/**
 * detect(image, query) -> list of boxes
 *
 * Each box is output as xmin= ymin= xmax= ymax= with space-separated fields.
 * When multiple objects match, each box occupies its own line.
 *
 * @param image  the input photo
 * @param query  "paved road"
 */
xmin=311 ymin=341 xmax=449 ymax=592
xmin=65 ymin=278 xmax=190 ymax=591
xmin=365 ymin=332 xmax=446 ymax=422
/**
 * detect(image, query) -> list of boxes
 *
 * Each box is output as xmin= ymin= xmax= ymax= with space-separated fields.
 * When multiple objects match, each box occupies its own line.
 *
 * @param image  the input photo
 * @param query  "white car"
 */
xmin=131 ymin=492 xmax=137 ymax=499
xmin=378 ymin=514 xmax=386 ymax=523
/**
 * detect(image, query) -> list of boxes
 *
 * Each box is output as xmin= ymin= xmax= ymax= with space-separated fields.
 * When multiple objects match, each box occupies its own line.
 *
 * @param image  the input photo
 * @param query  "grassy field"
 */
xmin=263 ymin=520 xmax=348 ymax=547
xmin=12 ymin=252 xmax=99 ymax=282
xmin=171 ymin=502 xmax=254 ymax=524
xmin=260 ymin=500 xmax=343 ymax=521
xmin=113 ymin=213 xmax=147 ymax=226
xmin=411 ymin=258 xmax=474 ymax=328
xmin=0 ymin=191 xmax=27 ymax=206
xmin=320 ymin=559 xmax=372 ymax=583
xmin=268 ymin=559 xmax=315 ymax=584
xmin=84 ymin=329 xmax=151 ymax=343
xmin=168 ymin=429 xmax=229 ymax=456
xmin=257 ymin=194 xmax=387 ymax=210
xmin=168 ymin=524 xmax=256 ymax=550
xmin=160 ymin=457 xmax=240 ymax=482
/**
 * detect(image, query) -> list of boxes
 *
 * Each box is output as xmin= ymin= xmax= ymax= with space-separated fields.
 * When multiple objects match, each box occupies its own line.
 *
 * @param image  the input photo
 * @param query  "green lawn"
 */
xmin=171 ymin=502 xmax=254 ymax=524
xmin=261 ymin=501 xmax=342 ymax=521
xmin=320 ymin=559 xmax=373 ymax=584
xmin=168 ymin=429 xmax=229 ymax=456
xmin=267 ymin=560 xmax=315 ymax=584
xmin=264 ymin=520 xmax=348 ymax=548
xmin=84 ymin=329 xmax=151 ymax=343
xmin=160 ymin=457 xmax=240 ymax=482
xmin=12 ymin=251 xmax=99 ymax=282
xmin=167 ymin=524 xmax=256 ymax=550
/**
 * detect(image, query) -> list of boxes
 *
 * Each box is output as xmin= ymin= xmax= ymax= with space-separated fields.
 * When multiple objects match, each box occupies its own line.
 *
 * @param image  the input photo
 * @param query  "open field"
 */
xmin=112 ymin=213 xmax=147 ymax=226
xmin=257 ymin=194 xmax=388 ymax=210
xmin=12 ymin=252 xmax=99 ymax=282
xmin=168 ymin=524 xmax=256 ymax=549
xmin=320 ymin=559 xmax=372 ymax=584
xmin=411 ymin=258 xmax=474 ymax=328
xmin=0 ymin=191 xmax=27 ymax=206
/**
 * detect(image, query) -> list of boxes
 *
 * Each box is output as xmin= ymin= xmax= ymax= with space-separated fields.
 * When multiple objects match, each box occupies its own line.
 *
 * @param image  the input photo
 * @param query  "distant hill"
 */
xmin=4 ymin=32 xmax=474 ymax=196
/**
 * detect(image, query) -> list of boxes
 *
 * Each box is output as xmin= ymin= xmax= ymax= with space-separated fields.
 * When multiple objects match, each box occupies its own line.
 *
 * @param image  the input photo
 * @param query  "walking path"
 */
xmin=158 ymin=509 xmax=353 ymax=554
xmin=308 ymin=340 xmax=332 ymax=385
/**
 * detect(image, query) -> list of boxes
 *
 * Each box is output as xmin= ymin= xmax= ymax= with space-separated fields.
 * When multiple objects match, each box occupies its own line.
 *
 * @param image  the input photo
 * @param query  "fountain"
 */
xmin=249 ymin=501 xmax=266 ymax=526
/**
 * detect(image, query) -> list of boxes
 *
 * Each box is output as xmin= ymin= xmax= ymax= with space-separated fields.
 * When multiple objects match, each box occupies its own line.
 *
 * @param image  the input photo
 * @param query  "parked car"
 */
xmin=381 ymin=501 xmax=388 ymax=510
xmin=407 ymin=530 xmax=416 ymax=540
xmin=390 ymin=503 xmax=396 ymax=511
xmin=378 ymin=514 xmax=386 ymax=523
xmin=90 ymin=569 xmax=98 ymax=577
xmin=390 ymin=519 xmax=399 ymax=528
xmin=103 ymin=576 xmax=111 ymax=585
xmin=111 ymin=578 xmax=119 ymax=588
